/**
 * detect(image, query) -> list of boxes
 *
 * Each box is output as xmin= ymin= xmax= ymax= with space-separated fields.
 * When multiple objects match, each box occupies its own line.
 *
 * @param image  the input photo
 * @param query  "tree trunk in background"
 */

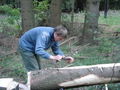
xmin=29 ymin=63 xmax=120 ymax=90
xmin=15 ymin=0 xmax=20 ymax=8
xmin=80 ymin=0 xmax=100 ymax=45
xmin=0 ymin=0 xmax=6 ymax=5
xmin=104 ymin=0 xmax=109 ymax=18
xmin=49 ymin=0 xmax=63 ymax=26
xmin=71 ymin=0 xmax=75 ymax=29
xmin=20 ymin=0 xmax=35 ymax=34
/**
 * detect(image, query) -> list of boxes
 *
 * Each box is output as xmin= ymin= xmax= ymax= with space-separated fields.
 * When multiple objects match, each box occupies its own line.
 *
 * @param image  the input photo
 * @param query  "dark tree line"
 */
xmin=0 ymin=0 xmax=20 ymax=8
xmin=64 ymin=0 xmax=120 ymax=12
xmin=1 ymin=0 xmax=120 ymax=11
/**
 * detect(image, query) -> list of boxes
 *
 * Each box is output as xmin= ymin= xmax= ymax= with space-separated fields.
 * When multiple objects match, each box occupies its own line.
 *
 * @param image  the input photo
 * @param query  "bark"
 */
xmin=49 ymin=0 xmax=63 ymax=26
xmin=104 ymin=0 xmax=109 ymax=18
xmin=80 ymin=0 xmax=100 ymax=45
xmin=14 ymin=0 xmax=20 ymax=8
xmin=71 ymin=0 xmax=75 ymax=34
xmin=20 ymin=0 xmax=35 ymax=33
xmin=29 ymin=63 xmax=120 ymax=90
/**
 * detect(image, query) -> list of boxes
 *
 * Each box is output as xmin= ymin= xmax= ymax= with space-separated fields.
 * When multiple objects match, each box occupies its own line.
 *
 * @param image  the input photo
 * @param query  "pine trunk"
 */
xmin=49 ymin=0 xmax=63 ymax=26
xmin=81 ymin=0 xmax=100 ymax=44
xmin=20 ymin=0 xmax=35 ymax=33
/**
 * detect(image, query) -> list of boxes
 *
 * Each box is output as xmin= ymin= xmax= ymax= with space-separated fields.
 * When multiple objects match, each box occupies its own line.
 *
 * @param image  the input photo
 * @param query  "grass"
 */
xmin=62 ymin=10 xmax=120 ymax=26
xmin=0 ymin=10 xmax=120 ymax=89
xmin=99 ymin=12 xmax=120 ymax=25
xmin=62 ymin=43 xmax=120 ymax=66
xmin=61 ymin=12 xmax=85 ymax=23
xmin=0 ymin=54 xmax=27 ymax=83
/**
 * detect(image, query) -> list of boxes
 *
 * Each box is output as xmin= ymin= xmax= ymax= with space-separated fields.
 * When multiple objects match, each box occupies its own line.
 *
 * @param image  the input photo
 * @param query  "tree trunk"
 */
xmin=20 ymin=0 xmax=35 ymax=34
xmin=29 ymin=63 xmax=120 ymax=90
xmin=104 ymin=0 xmax=109 ymax=18
xmin=15 ymin=0 xmax=20 ymax=8
xmin=80 ymin=0 xmax=100 ymax=45
xmin=0 ymin=0 xmax=6 ymax=5
xmin=48 ymin=0 xmax=63 ymax=26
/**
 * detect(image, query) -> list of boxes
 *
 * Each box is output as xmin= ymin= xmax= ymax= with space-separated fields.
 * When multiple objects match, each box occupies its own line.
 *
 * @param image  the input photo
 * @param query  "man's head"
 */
xmin=54 ymin=25 xmax=68 ymax=41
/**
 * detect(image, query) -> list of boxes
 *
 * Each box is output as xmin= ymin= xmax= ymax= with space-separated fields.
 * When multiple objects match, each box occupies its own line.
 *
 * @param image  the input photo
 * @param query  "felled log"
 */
xmin=28 ymin=63 xmax=120 ymax=90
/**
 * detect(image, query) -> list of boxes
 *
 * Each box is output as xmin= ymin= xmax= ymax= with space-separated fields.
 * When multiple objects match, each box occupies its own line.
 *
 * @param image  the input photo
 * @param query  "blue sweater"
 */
xmin=19 ymin=27 xmax=64 ymax=59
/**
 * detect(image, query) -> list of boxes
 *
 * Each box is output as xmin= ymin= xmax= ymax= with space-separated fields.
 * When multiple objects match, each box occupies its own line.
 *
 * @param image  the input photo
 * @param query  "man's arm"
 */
xmin=35 ymin=35 xmax=52 ymax=59
xmin=35 ymin=36 xmax=63 ymax=60
xmin=51 ymin=42 xmax=64 ymax=56
xmin=51 ymin=42 xmax=74 ymax=63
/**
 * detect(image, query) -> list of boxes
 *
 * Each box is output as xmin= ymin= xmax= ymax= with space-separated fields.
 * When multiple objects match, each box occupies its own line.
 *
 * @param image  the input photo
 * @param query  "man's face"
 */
xmin=54 ymin=33 xmax=64 ymax=41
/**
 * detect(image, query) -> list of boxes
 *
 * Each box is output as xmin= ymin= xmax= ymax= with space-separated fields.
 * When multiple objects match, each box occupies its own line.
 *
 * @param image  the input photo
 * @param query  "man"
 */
xmin=18 ymin=25 xmax=74 ymax=72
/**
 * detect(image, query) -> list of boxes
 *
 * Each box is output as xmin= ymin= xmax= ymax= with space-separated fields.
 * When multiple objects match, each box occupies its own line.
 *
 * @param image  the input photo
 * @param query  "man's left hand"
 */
xmin=63 ymin=56 xmax=74 ymax=63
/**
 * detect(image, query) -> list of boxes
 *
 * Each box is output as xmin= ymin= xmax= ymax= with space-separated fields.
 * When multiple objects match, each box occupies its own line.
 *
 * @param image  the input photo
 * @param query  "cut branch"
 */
xmin=29 ymin=63 xmax=120 ymax=90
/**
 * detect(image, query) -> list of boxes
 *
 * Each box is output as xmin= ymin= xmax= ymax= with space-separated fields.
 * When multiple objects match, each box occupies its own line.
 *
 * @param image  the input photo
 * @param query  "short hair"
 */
xmin=54 ymin=25 xmax=68 ymax=38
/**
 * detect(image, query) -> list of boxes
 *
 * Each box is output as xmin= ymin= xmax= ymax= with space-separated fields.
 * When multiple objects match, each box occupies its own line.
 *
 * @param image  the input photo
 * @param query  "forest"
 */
xmin=0 ymin=0 xmax=120 ymax=90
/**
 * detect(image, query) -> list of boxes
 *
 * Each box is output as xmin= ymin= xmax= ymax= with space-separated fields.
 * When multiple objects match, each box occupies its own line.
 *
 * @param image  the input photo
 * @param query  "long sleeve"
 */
xmin=51 ymin=42 xmax=64 ymax=56
xmin=35 ymin=35 xmax=51 ymax=59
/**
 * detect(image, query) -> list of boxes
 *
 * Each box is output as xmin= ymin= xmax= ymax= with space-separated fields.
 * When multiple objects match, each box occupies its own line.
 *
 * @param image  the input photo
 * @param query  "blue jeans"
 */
xmin=18 ymin=46 xmax=41 ymax=72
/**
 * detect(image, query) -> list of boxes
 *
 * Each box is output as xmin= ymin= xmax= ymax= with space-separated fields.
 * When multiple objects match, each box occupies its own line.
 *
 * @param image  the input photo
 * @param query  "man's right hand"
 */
xmin=49 ymin=55 xmax=63 ymax=62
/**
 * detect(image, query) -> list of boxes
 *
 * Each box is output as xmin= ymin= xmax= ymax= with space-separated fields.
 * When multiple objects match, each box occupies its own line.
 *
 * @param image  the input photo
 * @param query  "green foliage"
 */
xmin=0 ymin=5 xmax=12 ymax=14
xmin=0 ymin=18 xmax=21 ymax=36
xmin=33 ymin=0 xmax=49 ymax=25
xmin=0 ymin=5 xmax=20 ymax=16
xmin=9 ymin=8 xmax=20 ymax=16
xmin=116 ymin=28 xmax=120 ymax=32
xmin=34 ymin=0 xmax=49 ymax=11
xmin=97 ymin=37 xmax=116 ymax=54
xmin=0 ymin=55 xmax=26 ymax=82
xmin=99 ymin=11 xmax=120 ymax=25
xmin=7 ymin=17 xmax=15 ymax=24
xmin=0 ymin=5 xmax=21 ymax=36
xmin=62 ymin=0 xmax=75 ymax=12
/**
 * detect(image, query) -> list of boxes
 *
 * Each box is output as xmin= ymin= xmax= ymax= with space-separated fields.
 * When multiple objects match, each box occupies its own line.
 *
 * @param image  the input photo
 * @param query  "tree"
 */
xmin=14 ymin=0 xmax=20 ymax=8
xmin=80 ymin=0 xmax=100 ymax=45
xmin=20 ymin=0 xmax=35 ymax=34
xmin=48 ymin=0 xmax=63 ymax=26
xmin=104 ymin=0 xmax=109 ymax=18
xmin=0 ymin=0 xmax=6 ymax=5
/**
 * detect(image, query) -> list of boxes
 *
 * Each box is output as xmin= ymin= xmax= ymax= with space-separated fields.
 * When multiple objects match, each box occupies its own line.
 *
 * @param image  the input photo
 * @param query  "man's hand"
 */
xmin=50 ymin=55 xmax=74 ymax=63
xmin=63 ymin=56 xmax=74 ymax=63
xmin=49 ymin=55 xmax=63 ymax=62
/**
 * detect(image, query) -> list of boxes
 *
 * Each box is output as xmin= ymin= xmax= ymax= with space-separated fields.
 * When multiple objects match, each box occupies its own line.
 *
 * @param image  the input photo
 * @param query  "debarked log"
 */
xmin=28 ymin=63 xmax=120 ymax=90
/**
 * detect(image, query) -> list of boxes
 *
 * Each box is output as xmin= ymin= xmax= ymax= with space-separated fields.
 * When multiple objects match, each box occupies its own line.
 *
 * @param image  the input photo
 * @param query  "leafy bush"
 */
xmin=0 ymin=5 xmax=20 ymax=16
xmin=62 ymin=0 xmax=73 ymax=12
xmin=0 ymin=20 xmax=19 ymax=36
xmin=0 ymin=5 xmax=12 ymax=14
xmin=33 ymin=0 xmax=49 ymax=25
xmin=0 ymin=5 xmax=21 ymax=36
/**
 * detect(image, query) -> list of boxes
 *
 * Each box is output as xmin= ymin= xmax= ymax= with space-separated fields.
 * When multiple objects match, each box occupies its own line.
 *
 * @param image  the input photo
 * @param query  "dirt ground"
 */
xmin=0 ymin=33 xmax=18 ymax=58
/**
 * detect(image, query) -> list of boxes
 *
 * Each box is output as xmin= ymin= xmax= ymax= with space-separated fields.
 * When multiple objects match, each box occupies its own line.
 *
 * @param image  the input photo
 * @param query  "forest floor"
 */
xmin=1 ymin=11 xmax=120 ymax=89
